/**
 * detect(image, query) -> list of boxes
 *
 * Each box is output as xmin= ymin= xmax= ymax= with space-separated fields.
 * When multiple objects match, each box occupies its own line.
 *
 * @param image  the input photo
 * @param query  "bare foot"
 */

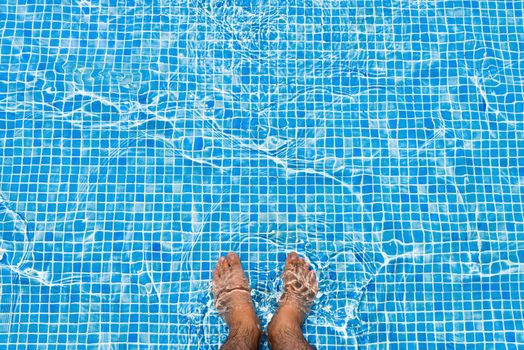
xmin=212 ymin=252 xmax=261 ymax=350
xmin=267 ymin=252 xmax=318 ymax=350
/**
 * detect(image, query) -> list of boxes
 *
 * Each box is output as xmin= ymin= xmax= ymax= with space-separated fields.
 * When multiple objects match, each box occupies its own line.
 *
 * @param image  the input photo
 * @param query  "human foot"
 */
xmin=267 ymin=252 xmax=318 ymax=350
xmin=212 ymin=252 xmax=261 ymax=349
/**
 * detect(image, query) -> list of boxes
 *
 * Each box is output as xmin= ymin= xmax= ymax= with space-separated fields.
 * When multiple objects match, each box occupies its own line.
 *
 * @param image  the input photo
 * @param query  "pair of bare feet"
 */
xmin=212 ymin=252 xmax=318 ymax=350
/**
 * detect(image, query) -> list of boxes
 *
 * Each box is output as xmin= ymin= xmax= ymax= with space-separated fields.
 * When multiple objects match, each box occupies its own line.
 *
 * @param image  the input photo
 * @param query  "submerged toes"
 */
xmin=281 ymin=252 xmax=318 ymax=310
xmin=212 ymin=253 xmax=250 ymax=301
xmin=226 ymin=252 xmax=241 ymax=266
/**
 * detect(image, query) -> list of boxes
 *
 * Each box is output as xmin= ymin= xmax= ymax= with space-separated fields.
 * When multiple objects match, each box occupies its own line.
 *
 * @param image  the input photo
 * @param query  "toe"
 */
xmin=284 ymin=253 xmax=300 ymax=276
xmin=213 ymin=266 xmax=220 ymax=280
xmin=226 ymin=252 xmax=241 ymax=267
xmin=294 ymin=256 xmax=306 ymax=270
xmin=212 ymin=258 xmax=227 ymax=297
xmin=302 ymin=260 xmax=310 ymax=272
xmin=308 ymin=270 xmax=317 ymax=287
xmin=215 ymin=256 xmax=228 ymax=276
xmin=286 ymin=252 xmax=299 ymax=264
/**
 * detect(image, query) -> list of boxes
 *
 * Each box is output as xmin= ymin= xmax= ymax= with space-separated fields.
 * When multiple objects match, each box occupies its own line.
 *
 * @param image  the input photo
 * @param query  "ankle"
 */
xmin=267 ymin=321 xmax=310 ymax=350
xmin=271 ymin=303 xmax=305 ymax=327
xmin=267 ymin=314 xmax=301 ymax=338
xmin=223 ymin=322 xmax=261 ymax=350
xmin=229 ymin=318 xmax=261 ymax=336
xmin=226 ymin=309 xmax=261 ymax=331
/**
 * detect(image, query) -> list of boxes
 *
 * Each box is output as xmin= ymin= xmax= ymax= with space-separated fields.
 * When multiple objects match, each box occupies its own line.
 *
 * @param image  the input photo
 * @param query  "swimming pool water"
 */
xmin=1 ymin=0 xmax=524 ymax=348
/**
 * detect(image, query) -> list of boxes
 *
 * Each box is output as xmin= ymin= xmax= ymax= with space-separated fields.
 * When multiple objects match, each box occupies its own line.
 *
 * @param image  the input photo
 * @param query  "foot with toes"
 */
xmin=212 ymin=251 xmax=318 ymax=350
xmin=212 ymin=252 xmax=261 ymax=350
xmin=267 ymin=252 xmax=318 ymax=349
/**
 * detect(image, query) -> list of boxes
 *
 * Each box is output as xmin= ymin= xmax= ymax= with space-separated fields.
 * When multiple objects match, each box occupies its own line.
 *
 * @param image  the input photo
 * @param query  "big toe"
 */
xmin=226 ymin=252 xmax=241 ymax=268
xmin=286 ymin=252 xmax=299 ymax=264
xmin=285 ymin=252 xmax=308 ymax=274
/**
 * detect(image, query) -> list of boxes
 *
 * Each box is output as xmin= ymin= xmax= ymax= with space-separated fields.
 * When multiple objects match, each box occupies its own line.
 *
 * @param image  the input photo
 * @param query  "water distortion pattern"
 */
xmin=1 ymin=0 xmax=523 ymax=348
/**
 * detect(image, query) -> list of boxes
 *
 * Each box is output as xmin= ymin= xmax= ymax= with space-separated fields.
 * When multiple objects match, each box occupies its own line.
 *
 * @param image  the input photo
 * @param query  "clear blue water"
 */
xmin=1 ymin=0 xmax=524 ymax=348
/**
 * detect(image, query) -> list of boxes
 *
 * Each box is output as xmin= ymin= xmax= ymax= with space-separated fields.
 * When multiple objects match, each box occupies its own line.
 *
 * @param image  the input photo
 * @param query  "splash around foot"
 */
xmin=279 ymin=252 xmax=319 ymax=315
xmin=267 ymin=252 xmax=319 ymax=349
